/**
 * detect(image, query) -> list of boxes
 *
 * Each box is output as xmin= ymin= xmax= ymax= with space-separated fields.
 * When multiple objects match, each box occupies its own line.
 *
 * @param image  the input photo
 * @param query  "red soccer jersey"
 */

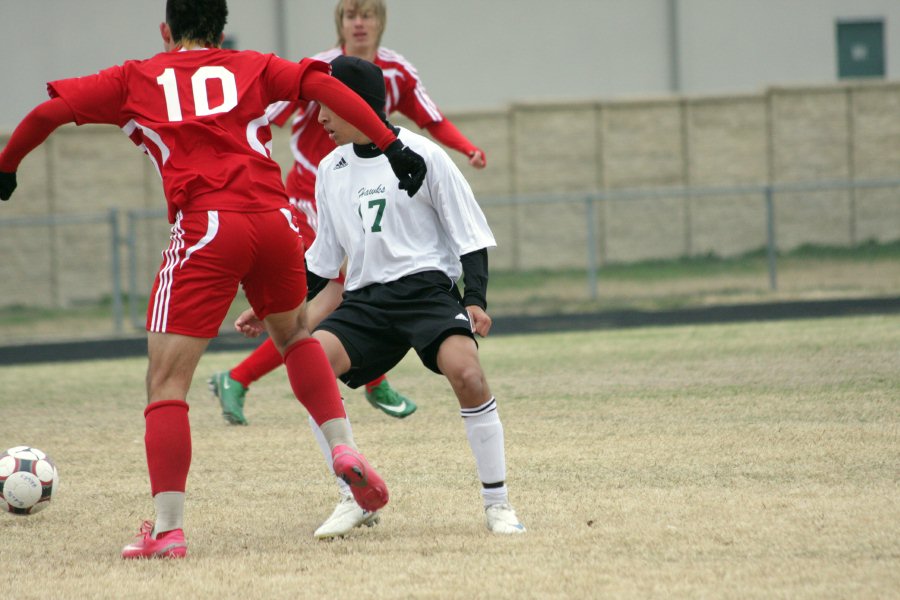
xmin=48 ymin=49 xmax=328 ymax=223
xmin=266 ymin=46 xmax=445 ymax=204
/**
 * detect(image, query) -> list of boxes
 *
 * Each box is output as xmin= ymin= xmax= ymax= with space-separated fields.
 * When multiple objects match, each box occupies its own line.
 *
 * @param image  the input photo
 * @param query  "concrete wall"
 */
xmin=2 ymin=80 xmax=900 ymax=309
xmin=4 ymin=0 xmax=900 ymax=129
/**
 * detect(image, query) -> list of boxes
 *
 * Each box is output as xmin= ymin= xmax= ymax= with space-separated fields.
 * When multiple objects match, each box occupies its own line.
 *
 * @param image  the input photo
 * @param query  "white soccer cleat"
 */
xmin=485 ymin=503 xmax=526 ymax=534
xmin=314 ymin=494 xmax=381 ymax=539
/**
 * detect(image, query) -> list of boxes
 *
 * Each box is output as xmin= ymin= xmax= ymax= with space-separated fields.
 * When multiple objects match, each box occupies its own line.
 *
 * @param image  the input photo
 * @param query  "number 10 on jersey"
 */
xmin=156 ymin=66 xmax=238 ymax=122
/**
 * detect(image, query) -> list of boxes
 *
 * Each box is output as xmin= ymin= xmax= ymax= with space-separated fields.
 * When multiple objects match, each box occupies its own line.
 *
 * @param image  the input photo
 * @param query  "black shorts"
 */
xmin=315 ymin=270 xmax=476 ymax=388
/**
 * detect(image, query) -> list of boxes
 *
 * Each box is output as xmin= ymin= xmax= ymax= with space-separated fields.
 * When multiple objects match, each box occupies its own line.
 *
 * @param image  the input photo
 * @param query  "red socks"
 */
xmin=283 ymin=337 xmax=345 ymax=425
xmin=229 ymin=336 xmax=283 ymax=388
xmin=365 ymin=374 xmax=386 ymax=392
xmin=144 ymin=400 xmax=191 ymax=496
xmin=142 ymin=337 xmax=340 ymax=497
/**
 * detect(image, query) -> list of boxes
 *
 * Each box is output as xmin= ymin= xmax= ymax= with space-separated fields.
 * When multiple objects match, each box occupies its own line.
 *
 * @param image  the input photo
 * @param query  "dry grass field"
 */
xmin=1 ymin=315 xmax=898 ymax=599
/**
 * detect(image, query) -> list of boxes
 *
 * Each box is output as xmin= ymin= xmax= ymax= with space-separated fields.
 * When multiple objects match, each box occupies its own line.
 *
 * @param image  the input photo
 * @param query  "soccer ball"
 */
xmin=0 ymin=446 xmax=59 ymax=515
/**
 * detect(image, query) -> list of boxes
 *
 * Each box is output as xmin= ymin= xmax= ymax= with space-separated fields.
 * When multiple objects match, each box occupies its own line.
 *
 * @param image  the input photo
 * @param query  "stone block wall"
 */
xmin=2 ymin=81 xmax=900 ymax=309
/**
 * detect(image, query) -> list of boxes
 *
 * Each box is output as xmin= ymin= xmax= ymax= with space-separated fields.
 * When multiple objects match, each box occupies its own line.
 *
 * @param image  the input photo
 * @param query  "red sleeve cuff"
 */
xmin=424 ymin=119 xmax=479 ymax=156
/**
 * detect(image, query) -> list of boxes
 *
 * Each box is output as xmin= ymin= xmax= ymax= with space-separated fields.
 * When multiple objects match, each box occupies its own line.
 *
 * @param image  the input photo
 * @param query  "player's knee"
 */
xmin=268 ymin=323 xmax=312 ymax=352
xmin=447 ymin=363 xmax=487 ymax=397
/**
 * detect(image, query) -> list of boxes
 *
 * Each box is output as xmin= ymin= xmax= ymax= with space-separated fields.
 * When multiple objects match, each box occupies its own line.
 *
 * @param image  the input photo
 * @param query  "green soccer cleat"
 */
xmin=364 ymin=380 xmax=417 ymax=419
xmin=208 ymin=371 xmax=249 ymax=425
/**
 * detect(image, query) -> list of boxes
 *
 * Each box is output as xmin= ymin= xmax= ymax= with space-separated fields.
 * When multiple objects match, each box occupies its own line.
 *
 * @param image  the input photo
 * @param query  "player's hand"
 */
xmin=234 ymin=308 xmax=265 ymax=338
xmin=0 ymin=171 xmax=17 ymax=201
xmin=384 ymin=140 xmax=427 ymax=197
xmin=466 ymin=305 xmax=492 ymax=337
xmin=468 ymin=149 xmax=486 ymax=170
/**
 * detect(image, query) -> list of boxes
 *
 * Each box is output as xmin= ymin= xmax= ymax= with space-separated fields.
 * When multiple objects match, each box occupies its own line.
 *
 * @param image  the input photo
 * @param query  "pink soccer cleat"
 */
xmin=330 ymin=445 xmax=389 ymax=513
xmin=121 ymin=520 xmax=187 ymax=559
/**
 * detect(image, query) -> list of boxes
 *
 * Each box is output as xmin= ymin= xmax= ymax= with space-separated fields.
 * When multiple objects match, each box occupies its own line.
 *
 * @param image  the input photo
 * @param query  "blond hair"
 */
xmin=335 ymin=0 xmax=386 ymax=47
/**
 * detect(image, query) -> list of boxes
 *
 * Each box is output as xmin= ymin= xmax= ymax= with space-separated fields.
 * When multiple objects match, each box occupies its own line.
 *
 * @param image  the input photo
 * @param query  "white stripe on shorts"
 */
xmin=181 ymin=211 xmax=218 ymax=268
xmin=149 ymin=210 xmax=220 ymax=333
xmin=150 ymin=212 xmax=185 ymax=332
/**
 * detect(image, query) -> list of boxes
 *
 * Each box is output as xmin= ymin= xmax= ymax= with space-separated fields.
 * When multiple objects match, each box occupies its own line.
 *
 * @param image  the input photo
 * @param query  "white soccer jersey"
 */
xmin=307 ymin=127 xmax=496 ymax=291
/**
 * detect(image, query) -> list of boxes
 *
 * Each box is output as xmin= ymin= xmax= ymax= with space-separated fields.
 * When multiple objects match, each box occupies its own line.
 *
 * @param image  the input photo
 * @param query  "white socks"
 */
xmin=309 ymin=412 xmax=353 ymax=497
xmin=461 ymin=397 xmax=509 ymax=507
xmin=153 ymin=491 xmax=185 ymax=536
xmin=318 ymin=417 xmax=356 ymax=452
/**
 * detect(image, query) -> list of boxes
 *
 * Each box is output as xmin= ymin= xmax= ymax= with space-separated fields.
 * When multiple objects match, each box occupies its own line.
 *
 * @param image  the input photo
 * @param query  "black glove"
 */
xmin=0 ymin=171 xmax=16 ymax=201
xmin=384 ymin=140 xmax=427 ymax=197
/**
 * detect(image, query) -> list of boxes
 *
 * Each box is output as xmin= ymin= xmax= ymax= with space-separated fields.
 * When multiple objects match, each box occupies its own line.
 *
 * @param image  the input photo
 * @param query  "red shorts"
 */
xmin=146 ymin=209 xmax=307 ymax=338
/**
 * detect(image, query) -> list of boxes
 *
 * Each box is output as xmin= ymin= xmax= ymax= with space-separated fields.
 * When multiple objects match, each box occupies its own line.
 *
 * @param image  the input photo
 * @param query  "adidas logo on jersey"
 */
xmin=334 ymin=157 xmax=348 ymax=170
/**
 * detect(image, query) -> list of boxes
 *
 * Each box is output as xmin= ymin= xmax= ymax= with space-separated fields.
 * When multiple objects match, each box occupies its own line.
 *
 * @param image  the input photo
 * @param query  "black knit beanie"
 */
xmin=329 ymin=55 xmax=387 ymax=121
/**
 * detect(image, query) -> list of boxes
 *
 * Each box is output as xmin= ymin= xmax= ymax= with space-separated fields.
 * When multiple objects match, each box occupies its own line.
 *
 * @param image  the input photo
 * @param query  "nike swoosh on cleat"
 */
xmin=376 ymin=400 xmax=409 ymax=414
xmin=156 ymin=542 xmax=188 ymax=556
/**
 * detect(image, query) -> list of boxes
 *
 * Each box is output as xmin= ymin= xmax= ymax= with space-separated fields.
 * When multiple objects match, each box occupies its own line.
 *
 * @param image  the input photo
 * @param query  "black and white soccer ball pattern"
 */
xmin=0 ymin=446 xmax=59 ymax=515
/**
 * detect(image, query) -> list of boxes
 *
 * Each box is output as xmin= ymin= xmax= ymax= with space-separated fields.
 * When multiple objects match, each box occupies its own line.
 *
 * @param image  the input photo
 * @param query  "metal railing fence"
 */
xmin=480 ymin=177 xmax=900 ymax=299
xmin=2 ymin=178 xmax=899 ymax=334
xmin=0 ymin=208 xmax=125 ymax=331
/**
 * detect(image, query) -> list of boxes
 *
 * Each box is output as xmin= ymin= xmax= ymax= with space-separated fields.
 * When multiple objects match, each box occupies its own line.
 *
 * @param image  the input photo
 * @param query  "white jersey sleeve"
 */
xmin=423 ymin=141 xmax=496 ymax=257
